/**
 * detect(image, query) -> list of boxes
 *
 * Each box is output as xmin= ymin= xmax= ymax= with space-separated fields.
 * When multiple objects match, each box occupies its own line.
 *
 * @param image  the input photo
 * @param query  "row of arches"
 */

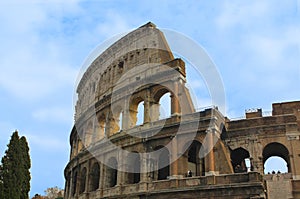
xmin=80 ymin=90 xmax=174 ymax=148
xmin=231 ymin=142 xmax=290 ymax=174
xmin=67 ymin=141 xmax=205 ymax=197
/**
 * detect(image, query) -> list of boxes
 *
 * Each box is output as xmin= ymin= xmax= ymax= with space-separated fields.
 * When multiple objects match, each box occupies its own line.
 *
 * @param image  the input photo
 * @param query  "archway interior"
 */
xmin=157 ymin=146 xmax=170 ymax=180
xmin=127 ymin=152 xmax=141 ymax=184
xmin=263 ymin=142 xmax=290 ymax=174
xmin=90 ymin=162 xmax=100 ymax=191
xmin=159 ymin=92 xmax=171 ymax=119
xmin=264 ymin=156 xmax=288 ymax=174
xmin=231 ymin=147 xmax=250 ymax=173
xmin=107 ymin=157 xmax=118 ymax=187
xmin=136 ymin=101 xmax=144 ymax=125
xmin=187 ymin=141 xmax=205 ymax=176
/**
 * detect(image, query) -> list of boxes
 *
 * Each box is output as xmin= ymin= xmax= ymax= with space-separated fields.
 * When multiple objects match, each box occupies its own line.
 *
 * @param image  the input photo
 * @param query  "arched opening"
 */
xmin=129 ymin=97 xmax=145 ymax=127
xmin=127 ymin=152 xmax=141 ymax=184
xmin=85 ymin=122 xmax=93 ymax=146
xmin=66 ymin=172 xmax=71 ymax=199
xmin=89 ymin=162 xmax=100 ymax=191
xmin=187 ymin=141 xmax=205 ymax=177
xmin=136 ymin=101 xmax=144 ymax=125
xmin=157 ymin=146 xmax=170 ymax=180
xmin=111 ymin=106 xmax=123 ymax=135
xmin=231 ymin=147 xmax=251 ymax=173
xmin=118 ymin=111 xmax=123 ymax=131
xmin=96 ymin=113 xmax=106 ymax=140
xmin=72 ymin=171 xmax=77 ymax=196
xmin=263 ymin=142 xmax=290 ymax=174
xmin=107 ymin=157 xmax=118 ymax=187
xmin=153 ymin=88 xmax=172 ymax=121
xmin=264 ymin=156 xmax=288 ymax=174
xmin=79 ymin=167 xmax=87 ymax=194
xmin=159 ymin=92 xmax=171 ymax=119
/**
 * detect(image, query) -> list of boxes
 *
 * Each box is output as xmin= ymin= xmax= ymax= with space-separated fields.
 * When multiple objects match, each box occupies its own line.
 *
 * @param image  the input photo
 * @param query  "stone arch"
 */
xmin=79 ymin=167 xmax=87 ymax=194
xmin=231 ymin=147 xmax=250 ymax=173
xmin=106 ymin=157 xmax=118 ymax=187
xmin=85 ymin=121 xmax=93 ymax=146
xmin=184 ymin=140 xmax=205 ymax=177
xmin=89 ymin=162 xmax=100 ymax=191
xmin=127 ymin=152 xmax=141 ymax=184
xmin=154 ymin=146 xmax=170 ymax=180
xmin=263 ymin=142 xmax=290 ymax=173
xmin=96 ymin=112 xmax=107 ymax=140
xmin=72 ymin=170 xmax=78 ymax=196
xmin=110 ymin=105 xmax=124 ymax=135
xmin=129 ymin=96 xmax=145 ymax=127
xmin=153 ymin=87 xmax=172 ymax=120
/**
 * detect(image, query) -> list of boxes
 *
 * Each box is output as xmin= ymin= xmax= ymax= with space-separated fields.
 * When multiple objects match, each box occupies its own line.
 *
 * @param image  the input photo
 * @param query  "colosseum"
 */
xmin=64 ymin=22 xmax=300 ymax=199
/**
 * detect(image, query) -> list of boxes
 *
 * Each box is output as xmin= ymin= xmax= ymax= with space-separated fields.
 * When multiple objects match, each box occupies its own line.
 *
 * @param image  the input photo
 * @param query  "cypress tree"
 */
xmin=1 ymin=131 xmax=31 ymax=199
xmin=0 ymin=163 xmax=3 ymax=199
xmin=19 ymin=136 xmax=31 ymax=199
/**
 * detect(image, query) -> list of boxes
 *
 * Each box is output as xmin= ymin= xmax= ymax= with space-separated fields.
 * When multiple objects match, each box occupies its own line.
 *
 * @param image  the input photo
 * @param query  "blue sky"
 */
xmin=0 ymin=0 xmax=299 ymax=197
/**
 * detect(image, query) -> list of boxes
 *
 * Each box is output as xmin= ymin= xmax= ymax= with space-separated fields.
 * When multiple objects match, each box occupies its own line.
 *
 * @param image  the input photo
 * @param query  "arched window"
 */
xmin=159 ymin=92 xmax=171 ymax=119
xmin=127 ymin=152 xmax=141 ymax=184
xmin=153 ymin=88 xmax=172 ymax=121
xmin=85 ymin=122 xmax=93 ymax=146
xmin=72 ymin=171 xmax=77 ymax=196
xmin=187 ymin=141 xmax=205 ymax=176
xmin=231 ymin=147 xmax=251 ymax=173
xmin=136 ymin=101 xmax=144 ymax=125
xmin=79 ymin=167 xmax=87 ymax=194
xmin=96 ymin=113 xmax=106 ymax=140
xmin=89 ymin=162 xmax=100 ymax=191
xmin=111 ymin=106 xmax=123 ymax=135
xmin=107 ymin=157 xmax=118 ymax=187
xmin=118 ymin=111 xmax=123 ymax=131
xmin=129 ymin=97 xmax=145 ymax=127
xmin=263 ymin=142 xmax=290 ymax=174
xmin=157 ymin=147 xmax=170 ymax=180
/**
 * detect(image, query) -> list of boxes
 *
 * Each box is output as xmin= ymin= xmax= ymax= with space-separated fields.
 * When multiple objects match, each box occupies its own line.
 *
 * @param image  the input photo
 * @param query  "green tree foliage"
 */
xmin=0 ymin=131 xmax=31 ymax=199
xmin=0 ymin=163 xmax=3 ymax=199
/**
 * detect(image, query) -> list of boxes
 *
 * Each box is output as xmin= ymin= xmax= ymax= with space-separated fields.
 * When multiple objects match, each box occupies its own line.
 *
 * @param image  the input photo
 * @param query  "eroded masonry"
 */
xmin=64 ymin=22 xmax=300 ymax=199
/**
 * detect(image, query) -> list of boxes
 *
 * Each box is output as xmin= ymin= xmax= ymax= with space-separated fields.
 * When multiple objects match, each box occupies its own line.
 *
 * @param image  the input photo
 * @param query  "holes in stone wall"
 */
xmin=136 ymin=101 xmax=144 ymax=126
xmin=159 ymin=92 xmax=171 ymax=120
xmin=157 ymin=147 xmax=170 ymax=180
xmin=231 ymin=147 xmax=251 ymax=173
xmin=187 ymin=141 xmax=205 ymax=176
xmin=79 ymin=167 xmax=87 ymax=194
xmin=107 ymin=157 xmax=118 ymax=187
xmin=89 ymin=163 xmax=100 ymax=191
xmin=263 ymin=142 xmax=290 ymax=174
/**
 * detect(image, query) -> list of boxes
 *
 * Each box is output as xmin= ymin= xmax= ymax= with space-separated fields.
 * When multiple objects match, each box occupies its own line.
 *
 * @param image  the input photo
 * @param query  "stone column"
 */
xmin=85 ymin=166 xmax=90 ymax=193
xmin=140 ymin=153 xmax=150 ymax=182
xmin=170 ymin=136 xmax=179 ymax=177
xmin=144 ymin=90 xmax=151 ymax=123
xmin=150 ymin=101 xmax=160 ymax=121
xmin=117 ymin=151 xmax=126 ymax=185
xmin=171 ymin=81 xmax=180 ymax=115
xmin=123 ymin=98 xmax=130 ymax=129
xmin=206 ymin=129 xmax=216 ymax=175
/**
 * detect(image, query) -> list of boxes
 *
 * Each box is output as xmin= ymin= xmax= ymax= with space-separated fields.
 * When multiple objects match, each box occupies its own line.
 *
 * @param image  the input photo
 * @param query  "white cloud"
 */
xmin=0 ymin=2 xmax=81 ymax=101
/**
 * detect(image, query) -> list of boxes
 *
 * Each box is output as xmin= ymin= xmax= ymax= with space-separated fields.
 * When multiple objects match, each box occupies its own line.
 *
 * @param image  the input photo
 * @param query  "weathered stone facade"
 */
xmin=64 ymin=22 xmax=300 ymax=199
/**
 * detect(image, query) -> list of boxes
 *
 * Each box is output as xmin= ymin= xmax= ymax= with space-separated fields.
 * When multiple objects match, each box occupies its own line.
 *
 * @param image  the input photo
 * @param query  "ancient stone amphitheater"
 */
xmin=64 ymin=22 xmax=300 ymax=199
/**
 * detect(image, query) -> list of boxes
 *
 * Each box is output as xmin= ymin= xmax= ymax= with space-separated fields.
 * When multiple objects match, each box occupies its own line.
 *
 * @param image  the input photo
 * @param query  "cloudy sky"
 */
xmin=0 ymin=0 xmax=299 ymax=197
